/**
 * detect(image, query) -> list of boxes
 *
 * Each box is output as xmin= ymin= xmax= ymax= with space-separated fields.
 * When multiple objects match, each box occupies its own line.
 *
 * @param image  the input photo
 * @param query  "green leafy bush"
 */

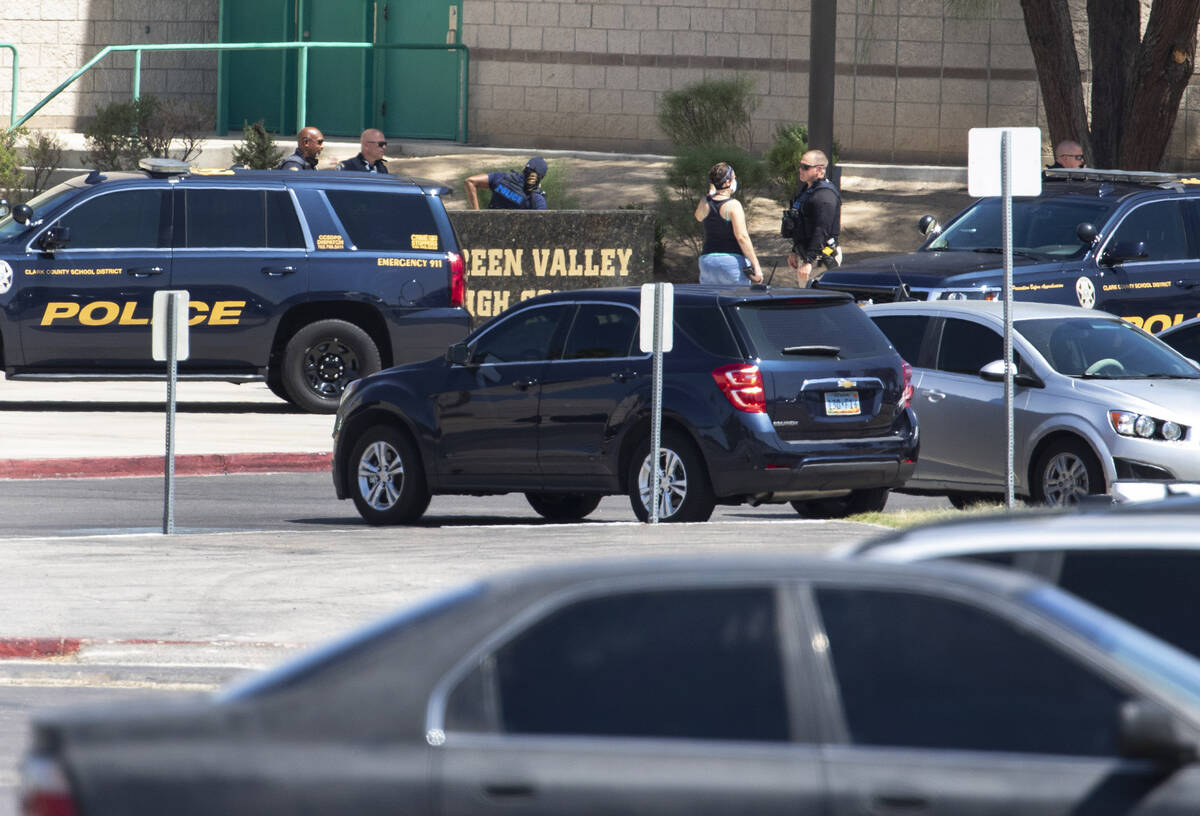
xmin=0 ymin=126 xmax=27 ymax=202
xmin=658 ymin=75 xmax=759 ymax=150
xmin=84 ymin=95 xmax=211 ymax=170
xmin=23 ymin=129 xmax=64 ymax=195
xmin=232 ymin=120 xmax=285 ymax=169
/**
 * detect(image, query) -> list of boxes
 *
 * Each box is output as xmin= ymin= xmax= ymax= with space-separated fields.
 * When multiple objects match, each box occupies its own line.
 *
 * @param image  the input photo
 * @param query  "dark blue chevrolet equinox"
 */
xmin=331 ymin=285 xmax=919 ymax=523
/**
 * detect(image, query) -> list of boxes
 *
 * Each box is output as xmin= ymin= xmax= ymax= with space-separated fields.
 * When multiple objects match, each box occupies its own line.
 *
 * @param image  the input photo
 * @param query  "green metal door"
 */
xmin=220 ymin=0 xmax=298 ymax=135
xmin=303 ymin=1 xmax=372 ymax=136
xmin=377 ymin=0 xmax=463 ymax=140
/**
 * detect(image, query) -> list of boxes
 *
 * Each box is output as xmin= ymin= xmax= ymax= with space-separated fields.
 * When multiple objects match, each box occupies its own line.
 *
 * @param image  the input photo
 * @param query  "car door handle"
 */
xmin=871 ymin=791 xmax=930 ymax=812
xmin=1177 ymin=279 xmax=1200 ymax=289
xmin=924 ymin=389 xmax=945 ymax=402
xmin=483 ymin=782 xmax=536 ymax=799
xmin=126 ymin=266 xmax=165 ymax=277
xmin=512 ymin=377 xmax=539 ymax=390
xmin=610 ymin=369 xmax=637 ymax=382
xmin=261 ymin=265 xmax=297 ymax=277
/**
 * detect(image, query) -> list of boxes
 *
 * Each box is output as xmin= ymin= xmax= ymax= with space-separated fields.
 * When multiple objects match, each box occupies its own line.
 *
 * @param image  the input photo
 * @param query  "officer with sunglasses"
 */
xmin=278 ymin=126 xmax=325 ymax=171
xmin=338 ymin=129 xmax=391 ymax=174
xmin=784 ymin=149 xmax=842 ymax=287
xmin=1047 ymin=139 xmax=1086 ymax=169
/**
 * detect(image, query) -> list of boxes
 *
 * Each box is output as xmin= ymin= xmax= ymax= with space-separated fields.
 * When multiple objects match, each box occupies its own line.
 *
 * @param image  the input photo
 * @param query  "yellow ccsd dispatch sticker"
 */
xmin=411 ymin=234 xmax=438 ymax=250
xmin=317 ymin=234 xmax=344 ymax=250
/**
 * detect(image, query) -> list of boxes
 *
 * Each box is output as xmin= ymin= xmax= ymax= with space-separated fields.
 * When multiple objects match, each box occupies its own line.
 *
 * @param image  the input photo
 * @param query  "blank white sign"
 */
xmin=152 ymin=290 xmax=190 ymax=361
xmin=639 ymin=282 xmax=674 ymax=353
xmin=968 ymin=127 xmax=1043 ymax=197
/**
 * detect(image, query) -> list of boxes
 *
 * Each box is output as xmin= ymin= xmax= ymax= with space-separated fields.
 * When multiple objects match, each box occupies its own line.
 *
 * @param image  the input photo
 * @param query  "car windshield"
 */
xmin=1026 ymin=585 xmax=1200 ymax=715
xmin=0 ymin=181 xmax=81 ymax=242
xmin=1016 ymin=317 xmax=1199 ymax=379
xmin=927 ymin=197 xmax=1111 ymax=259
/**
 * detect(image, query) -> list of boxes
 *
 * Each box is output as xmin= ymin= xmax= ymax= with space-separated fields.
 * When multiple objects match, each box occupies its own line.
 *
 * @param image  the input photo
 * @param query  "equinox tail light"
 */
xmin=900 ymin=359 xmax=913 ymax=408
xmin=447 ymin=252 xmax=465 ymax=307
xmin=712 ymin=364 xmax=765 ymax=413
xmin=20 ymin=756 xmax=79 ymax=816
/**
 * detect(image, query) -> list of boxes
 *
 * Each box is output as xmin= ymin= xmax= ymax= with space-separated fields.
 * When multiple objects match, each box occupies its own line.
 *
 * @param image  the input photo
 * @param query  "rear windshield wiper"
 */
xmin=782 ymin=345 xmax=841 ymax=356
xmin=971 ymin=247 xmax=1044 ymax=260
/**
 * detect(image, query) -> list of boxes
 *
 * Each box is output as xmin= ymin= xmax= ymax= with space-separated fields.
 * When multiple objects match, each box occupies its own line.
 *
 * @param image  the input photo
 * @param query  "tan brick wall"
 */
xmin=4 ymin=0 xmax=217 ymax=131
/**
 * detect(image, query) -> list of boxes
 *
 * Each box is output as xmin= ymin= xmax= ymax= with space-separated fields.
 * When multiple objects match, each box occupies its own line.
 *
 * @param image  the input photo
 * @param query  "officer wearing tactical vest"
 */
xmin=784 ymin=149 xmax=842 ymax=287
xmin=464 ymin=157 xmax=549 ymax=210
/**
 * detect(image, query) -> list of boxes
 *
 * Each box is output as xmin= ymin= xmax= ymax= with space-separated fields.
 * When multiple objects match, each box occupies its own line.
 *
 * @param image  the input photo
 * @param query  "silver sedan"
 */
xmin=865 ymin=300 xmax=1200 ymax=506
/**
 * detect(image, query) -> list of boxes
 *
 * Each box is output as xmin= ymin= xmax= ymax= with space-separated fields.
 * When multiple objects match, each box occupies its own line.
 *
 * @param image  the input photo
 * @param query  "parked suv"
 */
xmin=0 ymin=159 xmax=469 ymax=412
xmin=819 ymin=168 xmax=1200 ymax=335
xmin=331 ymin=285 xmax=918 ymax=523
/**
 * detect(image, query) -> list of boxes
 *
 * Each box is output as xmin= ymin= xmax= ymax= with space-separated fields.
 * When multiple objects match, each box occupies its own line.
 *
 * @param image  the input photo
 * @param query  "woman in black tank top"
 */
xmin=693 ymin=162 xmax=763 ymax=286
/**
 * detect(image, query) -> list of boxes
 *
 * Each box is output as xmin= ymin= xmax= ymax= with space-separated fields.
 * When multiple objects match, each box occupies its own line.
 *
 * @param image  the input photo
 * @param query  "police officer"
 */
xmin=279 ymin=127 xmax=324 ymax=171
xmin=338 ymin=128 xmax=390 ymax=174
xmin=464 ymin=157 xmax=548 ymax=210
xmin=785 ymin=149 xmax=841 ymax=287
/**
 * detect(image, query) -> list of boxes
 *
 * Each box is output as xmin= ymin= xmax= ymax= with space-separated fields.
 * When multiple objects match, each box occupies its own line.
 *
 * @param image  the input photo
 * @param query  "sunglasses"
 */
xmin=373 ymin=141 xmax=388 ymax=147
xmin=799 ymin=162 xmax=826 ymax=171
xmin=1058 ymin=153 xmax=1084 ymax=161
xmin=312 ymin=138 xmax=324 ymax=145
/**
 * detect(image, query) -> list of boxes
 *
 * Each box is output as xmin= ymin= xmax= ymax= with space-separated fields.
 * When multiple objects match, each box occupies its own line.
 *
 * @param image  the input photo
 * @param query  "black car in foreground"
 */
xmin=23 ymin=555 xmax=1200 ymax=815
xmin=818 ymin=168 xmax=1200 ymax=335
xmin=331 ymin=285 xmax=919 ymax=523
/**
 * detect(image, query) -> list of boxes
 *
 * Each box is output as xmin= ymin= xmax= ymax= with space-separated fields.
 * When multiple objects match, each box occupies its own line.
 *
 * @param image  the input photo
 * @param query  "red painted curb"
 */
xmin=0 ymin=451 xmax=331 ymax=480
xmin=0 ymin=638 xmax=83 ymax=659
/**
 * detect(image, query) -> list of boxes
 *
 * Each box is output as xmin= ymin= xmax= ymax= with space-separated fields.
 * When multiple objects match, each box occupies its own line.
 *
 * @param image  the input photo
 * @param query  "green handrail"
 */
xmin=1 ymin=44 xmax=18 ymax=128
xmin=11 ymin=41 xmax=469 ymax=142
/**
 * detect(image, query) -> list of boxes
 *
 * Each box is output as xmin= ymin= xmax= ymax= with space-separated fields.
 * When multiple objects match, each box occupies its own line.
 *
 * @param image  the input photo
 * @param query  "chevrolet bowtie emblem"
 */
xmin=837 ymin=378 xmax=855 ymax=388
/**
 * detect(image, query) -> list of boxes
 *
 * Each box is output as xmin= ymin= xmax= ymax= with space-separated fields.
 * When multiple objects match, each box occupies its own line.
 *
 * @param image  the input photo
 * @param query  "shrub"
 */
xmin=84 ymin=95 xmax=211 ymax=170
xmin=0 ymin=126 xmax=27 ymax=203
xmin=657 ymin=75 xmax=759 ymax=151
xmin=232 ymin=120 xmax=285 ymax=169
xmin=23 ymin=129 xmax=64 ymax=195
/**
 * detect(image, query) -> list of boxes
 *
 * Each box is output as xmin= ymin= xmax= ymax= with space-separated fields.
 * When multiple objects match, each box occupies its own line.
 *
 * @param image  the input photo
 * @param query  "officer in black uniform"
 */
xmin=338 ymin=128 xmax=390 ymax=174
xmin=279 ymin=126 xmax=324 ymax=171
xmin=464 ymin=157 xmax=548 ymax=210
xmin=784 ymin=149 xmax=841 ymax=287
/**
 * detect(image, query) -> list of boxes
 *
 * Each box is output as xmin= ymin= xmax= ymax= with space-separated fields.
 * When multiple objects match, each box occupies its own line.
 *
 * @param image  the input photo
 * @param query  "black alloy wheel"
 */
xmin=282 ymin=319 xmax=381 ymax=414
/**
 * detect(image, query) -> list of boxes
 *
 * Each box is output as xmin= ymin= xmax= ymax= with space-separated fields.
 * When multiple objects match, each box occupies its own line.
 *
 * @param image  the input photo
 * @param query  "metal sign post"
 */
xmin=639 ymin=283 xmax=674 ymax=523
xmin=968 ymin=128 xmax=1040 ymax=511
xmin=152 ymin=290 xmax=190 ymax=534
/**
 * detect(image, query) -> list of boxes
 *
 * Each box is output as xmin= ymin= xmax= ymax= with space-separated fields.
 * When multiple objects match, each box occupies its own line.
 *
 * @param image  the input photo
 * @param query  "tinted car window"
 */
xmin=1110 ymin=201 xmax=1191 ymax=261
xmin=1058 ymin=550 xmax=1200 ymax=658
xmin=184 ymin=189 xmax=304 ymax=249
xmin=57 ymin=189 xmax=168 ymax=248
xmin=471 ymin=304 xmax=568 ymax=363
xmin=492 ymin=587 xmax=789 ymax=741
xmin=1163 ymin=323 xmax=1200 ymax=362
xmin=871 ymin=315 xmax=930 ymax=363
xmin=675 ymin=305 xmax=741 ymax=358
xmin=562 ymin=303 xmax=637 ymax=360
xmin=734 ymin=301 xmax=891 ymax=361
xmin=816 ymin=587 xmax=1126 ymax=755
xmin=326 ymin=189 xmax=438 ymax=250
xmin=936 ymin=318 xmax=1003 ymax=374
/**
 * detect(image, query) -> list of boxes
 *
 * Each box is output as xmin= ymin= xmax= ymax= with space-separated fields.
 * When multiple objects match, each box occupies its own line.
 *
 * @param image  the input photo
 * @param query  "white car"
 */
xmin=865 ymin=300 xmax=1200 ymax=506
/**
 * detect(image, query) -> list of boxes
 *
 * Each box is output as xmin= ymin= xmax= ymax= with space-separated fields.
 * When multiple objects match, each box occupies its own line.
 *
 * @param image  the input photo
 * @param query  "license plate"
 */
xmin=825 ymin=390 xmax=861 ymax=416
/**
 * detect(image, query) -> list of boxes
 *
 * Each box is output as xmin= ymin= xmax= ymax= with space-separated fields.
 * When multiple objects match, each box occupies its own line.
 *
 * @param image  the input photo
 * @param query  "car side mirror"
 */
xmin=1076 ymin=222 xmax=1098 ymax=246
xmin=1102 ymin=240 xmax=1148 ymax=266
xmin=0 ymin=198 xmax=9 ymax=218
xmin=446 ymin=341 xmax=472 ymax=366
xmin=38 ymin=225 xmax=71 ymax=252
xmin=1118 ymin=699 xmax=1197 ymax=766
xmin=918 ymin=215 xmax=940 ymax=236
xmin=979 ymin=359 xmax=1044 ymax=388
xmin=12 ymin=203 xmax=33 ymax=225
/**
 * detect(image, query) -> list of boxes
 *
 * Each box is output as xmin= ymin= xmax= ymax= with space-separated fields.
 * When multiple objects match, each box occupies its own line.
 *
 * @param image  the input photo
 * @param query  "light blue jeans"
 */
xmin=699 ymin=253 xmax=750 ymax=285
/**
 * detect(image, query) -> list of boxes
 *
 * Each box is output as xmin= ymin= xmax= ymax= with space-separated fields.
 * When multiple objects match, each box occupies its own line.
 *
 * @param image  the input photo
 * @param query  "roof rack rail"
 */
xmin=1044 ymin=167 xmax=1180 ymax=185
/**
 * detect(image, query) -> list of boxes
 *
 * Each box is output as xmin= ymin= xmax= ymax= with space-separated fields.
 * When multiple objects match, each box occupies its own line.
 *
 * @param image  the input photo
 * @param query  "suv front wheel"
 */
xmin=282 ymin=319 xmax=382 ymax=413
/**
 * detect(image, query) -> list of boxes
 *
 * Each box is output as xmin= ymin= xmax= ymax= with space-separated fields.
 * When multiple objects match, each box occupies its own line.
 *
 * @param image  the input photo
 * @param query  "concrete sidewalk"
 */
xmin=0 ymin=376 xmax=333 ymax=479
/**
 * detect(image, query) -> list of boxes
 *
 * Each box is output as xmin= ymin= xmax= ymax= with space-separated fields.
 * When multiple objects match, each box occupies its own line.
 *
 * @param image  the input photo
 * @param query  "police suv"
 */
xmin=817 ymin=168 xmax=1200 ymax=335
xmin=0 ymin=159 xmax=469 ymax=412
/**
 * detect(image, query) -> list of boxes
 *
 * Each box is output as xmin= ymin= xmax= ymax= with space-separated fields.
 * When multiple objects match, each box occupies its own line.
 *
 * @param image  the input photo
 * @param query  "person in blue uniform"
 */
xmin=786 ymin=150 xmax=841 ymax=287
xmin=278 ymin=127 xmax=324 ymax=171
xmin=464 ymin=157 xmax=549 ymax=210
xmin=693 ymin=162 xmax=763 ymax=285
xmin=338 ymin=129 xmax=389 ymax=173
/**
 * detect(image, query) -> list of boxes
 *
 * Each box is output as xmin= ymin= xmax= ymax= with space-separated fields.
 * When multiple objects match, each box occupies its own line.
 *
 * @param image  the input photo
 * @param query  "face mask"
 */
xmin=729 ymin=179 xmax=738 ymax=195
